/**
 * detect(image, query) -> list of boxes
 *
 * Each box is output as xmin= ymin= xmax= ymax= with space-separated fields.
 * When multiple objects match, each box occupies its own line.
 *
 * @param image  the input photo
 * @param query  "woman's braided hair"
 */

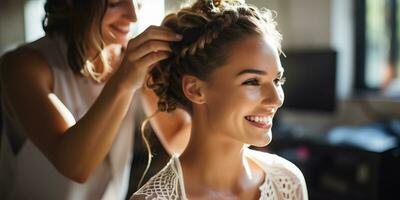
xmin=138 ymin=0 xmax=282 ymax=188
xmin=147 ymin=0 xmax=282 ymax=114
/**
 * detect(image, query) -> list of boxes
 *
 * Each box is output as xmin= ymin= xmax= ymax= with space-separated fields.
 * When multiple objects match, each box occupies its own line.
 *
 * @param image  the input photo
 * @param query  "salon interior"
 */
xmin=1 ymin=0 xmax=400 ymax=199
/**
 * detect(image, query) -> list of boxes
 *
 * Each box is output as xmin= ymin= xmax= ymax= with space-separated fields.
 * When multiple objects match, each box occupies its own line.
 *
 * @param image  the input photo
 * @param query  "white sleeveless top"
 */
xmin=130 ymin=148 xmax=308 ymax=200
xmin=0 ymin=34 xmax=135 ymax=200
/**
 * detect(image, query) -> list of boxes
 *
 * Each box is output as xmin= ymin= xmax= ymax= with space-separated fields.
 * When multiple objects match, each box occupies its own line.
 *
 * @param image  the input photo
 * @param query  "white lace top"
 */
xmin=130 ymin=148 xmax=308 ymax=200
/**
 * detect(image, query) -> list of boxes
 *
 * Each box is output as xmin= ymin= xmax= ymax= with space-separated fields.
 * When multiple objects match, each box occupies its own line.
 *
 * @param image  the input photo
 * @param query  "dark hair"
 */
xmin=147 ymin=0 xmax=282 ymax=114
xmin=43 ymin=0 xmax=110 ymax=82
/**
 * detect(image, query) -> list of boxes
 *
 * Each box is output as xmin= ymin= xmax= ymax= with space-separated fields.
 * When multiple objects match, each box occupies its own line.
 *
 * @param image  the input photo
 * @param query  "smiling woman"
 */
xmin=192 ymin=36 xmax=285 ymax=148
xmin=130 ymin=0 xmax=308 ymax=199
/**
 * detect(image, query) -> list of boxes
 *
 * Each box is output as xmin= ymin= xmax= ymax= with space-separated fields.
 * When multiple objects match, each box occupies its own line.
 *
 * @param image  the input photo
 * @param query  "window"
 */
xmin=355 ymin=0 xmax=400 ymax=96
xmin=136 ymin=0 xmax=164 ymax=33
xmin=24 ymin=0 xmax=46 ymax=42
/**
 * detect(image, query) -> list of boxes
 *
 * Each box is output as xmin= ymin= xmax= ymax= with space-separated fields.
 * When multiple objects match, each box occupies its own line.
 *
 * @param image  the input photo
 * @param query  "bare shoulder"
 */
xmin=1 ymin=46 xmax=52 ymax=91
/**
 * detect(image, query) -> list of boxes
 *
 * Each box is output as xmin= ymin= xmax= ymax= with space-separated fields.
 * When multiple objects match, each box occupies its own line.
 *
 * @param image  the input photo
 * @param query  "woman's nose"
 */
xmin=261 ymin=84 xmax=284 ymax=109
xmin=125 ymin=1 xmax=138 ymax=23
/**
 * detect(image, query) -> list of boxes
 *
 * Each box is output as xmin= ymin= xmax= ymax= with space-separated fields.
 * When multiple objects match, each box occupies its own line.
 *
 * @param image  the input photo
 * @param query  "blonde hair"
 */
xmin=138 ymin=0 xmax=282 ymax=187
xmin=137 ymin=110 xmax=159 ymax=188
xmin=43 ymin=0 xmax=111 ymax=82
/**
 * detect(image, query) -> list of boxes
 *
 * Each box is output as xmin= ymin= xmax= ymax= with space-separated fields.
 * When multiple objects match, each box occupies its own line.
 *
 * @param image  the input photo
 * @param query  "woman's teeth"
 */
xmin=245 ymin=116 xmax=272 ymax=124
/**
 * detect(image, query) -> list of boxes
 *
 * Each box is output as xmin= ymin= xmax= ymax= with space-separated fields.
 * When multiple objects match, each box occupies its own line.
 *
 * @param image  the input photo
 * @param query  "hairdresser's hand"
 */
xmin=112 ymin=25 xmax=182 ymax=92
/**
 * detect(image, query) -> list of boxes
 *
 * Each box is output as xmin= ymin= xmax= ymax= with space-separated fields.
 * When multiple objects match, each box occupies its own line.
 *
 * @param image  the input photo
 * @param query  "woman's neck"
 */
xmin=179 ymin=113 xmax=253 ymax=194
xmin=181 ymin=134 xmax=245 ymax=188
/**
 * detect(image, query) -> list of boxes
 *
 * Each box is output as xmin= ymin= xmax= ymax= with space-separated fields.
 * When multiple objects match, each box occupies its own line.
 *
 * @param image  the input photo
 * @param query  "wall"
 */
xmin=166 ymin=0 xmax=332 ymax=49
xmin=0 ymin=0 xmax=25 ymax=54
xmin=248 ymin=0 xmax=332 ymax=49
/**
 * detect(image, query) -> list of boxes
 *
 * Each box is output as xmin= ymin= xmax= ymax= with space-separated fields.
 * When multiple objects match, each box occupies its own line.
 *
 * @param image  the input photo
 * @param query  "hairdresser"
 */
xmin=0 ymin=0 xmax=190 ymax=199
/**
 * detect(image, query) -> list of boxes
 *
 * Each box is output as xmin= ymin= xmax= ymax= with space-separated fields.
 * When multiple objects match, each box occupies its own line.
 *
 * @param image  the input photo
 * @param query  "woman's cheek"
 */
xmin=244 ymin=88 xmax=263 ymax=102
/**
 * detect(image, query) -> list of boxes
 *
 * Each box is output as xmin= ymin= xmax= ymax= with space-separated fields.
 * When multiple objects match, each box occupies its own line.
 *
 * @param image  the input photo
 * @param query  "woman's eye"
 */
xmin=242 ymin=78 xmax=260 ymax=86
xmin=108 ymin=3 xmax=118 ymax=8
xmin=274 ymin=76 xmax=286 ymax=86
xmin=108 ymin=1 xmax=120 ymax=8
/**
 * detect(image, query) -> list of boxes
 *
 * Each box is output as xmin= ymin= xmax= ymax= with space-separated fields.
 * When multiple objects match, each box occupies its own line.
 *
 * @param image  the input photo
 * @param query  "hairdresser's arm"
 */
xmin=140 ymin=87 xmax=191 ymax=155
xmin=0 ymin=26 xmax=181 ymax=183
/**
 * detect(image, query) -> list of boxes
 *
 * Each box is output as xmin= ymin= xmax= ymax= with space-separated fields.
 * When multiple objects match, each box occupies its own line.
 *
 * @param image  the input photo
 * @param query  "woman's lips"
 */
xmin=244 ymin=116 xmax=273 ymax=129
xmin=110 ymin=25 xmax=130 ymax=36
xmin=246 ymin=120 xmax=272 ymax=129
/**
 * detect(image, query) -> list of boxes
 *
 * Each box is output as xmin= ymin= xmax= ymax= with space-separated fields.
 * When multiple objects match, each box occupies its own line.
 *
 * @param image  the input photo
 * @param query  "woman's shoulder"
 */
xmin=245 ymin=149 xmax=308 ymax=199
xmin=1 ymin=34 xmax=63 ymax=76
xmin=246 ymin=149 xmax=304 ymax=179
xmin=130 ymin=157 xmax=182 ymax=200
xmin=1 ymin=45 xmax=52 ymax=88
xmin=2 ymin=43 xmax=46 ymax=66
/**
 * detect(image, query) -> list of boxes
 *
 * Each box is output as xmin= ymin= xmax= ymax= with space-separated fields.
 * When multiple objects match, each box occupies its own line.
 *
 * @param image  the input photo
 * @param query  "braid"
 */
xmin=147 ymin=59 xmax=177 ymax=112
xmin=147 ymin=0 xmax=282 ymax=113
xmin=148 ymin=9 xmax=241 ymax=113
xmin=180 ymin=10 xmax=239 ymax=57
xmin=141 ymin=0 xmax=282 ymax=187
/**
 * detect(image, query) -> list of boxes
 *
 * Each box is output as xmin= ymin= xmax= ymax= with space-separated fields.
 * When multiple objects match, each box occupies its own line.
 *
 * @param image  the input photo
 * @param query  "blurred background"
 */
xmin=1 ymin=0 xmax=400 ymax=199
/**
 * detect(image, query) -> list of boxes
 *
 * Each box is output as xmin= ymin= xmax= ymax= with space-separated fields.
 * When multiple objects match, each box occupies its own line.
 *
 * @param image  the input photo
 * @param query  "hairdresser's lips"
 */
xmin=244 ymin=115 xmax=273 ymax=130
xmin=110 ymin=24 xmax=130 ymax=36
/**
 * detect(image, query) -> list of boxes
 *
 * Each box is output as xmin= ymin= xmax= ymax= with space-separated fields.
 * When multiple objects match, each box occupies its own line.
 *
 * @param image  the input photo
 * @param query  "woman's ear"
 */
xmin=182 ymin=75 xmax=206 ymax=105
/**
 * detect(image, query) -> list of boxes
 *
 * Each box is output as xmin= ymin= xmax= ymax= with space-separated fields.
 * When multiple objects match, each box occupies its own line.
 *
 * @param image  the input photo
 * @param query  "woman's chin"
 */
xmin=103 ymin=36 xmax=129 ymax=48
xmin=112 ymin=38 xmax=129 ymax=47
xmin=250 ymin=132 xmax=272 ymax=147
xmin=252 ymin=139 xmax=272 ymax=147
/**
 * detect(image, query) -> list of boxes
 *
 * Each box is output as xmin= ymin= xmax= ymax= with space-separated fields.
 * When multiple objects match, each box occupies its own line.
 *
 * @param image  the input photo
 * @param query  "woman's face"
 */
xmin=202 ymin=36 xmax=285 ymax=147
xmin=102 ymin=0 xmax=141 ymax=46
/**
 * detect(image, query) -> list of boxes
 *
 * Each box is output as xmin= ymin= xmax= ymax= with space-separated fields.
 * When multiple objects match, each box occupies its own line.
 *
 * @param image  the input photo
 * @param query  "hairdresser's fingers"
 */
xmin=127 ymin=25 xmax=182 ymax=50
xmin=135 ymin=51 xmax=170 ymax=70
xmin=126 ymin=51 xmax=170 ymax=90
xmin=127 ymin=40 xmax=172 ymax=62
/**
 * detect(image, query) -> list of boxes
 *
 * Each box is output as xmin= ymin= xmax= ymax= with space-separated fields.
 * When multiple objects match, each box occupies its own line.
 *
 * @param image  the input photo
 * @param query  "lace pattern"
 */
xmin=130 ymin=150 xmax=307 ymax=200
xmin=130 ymin=159 xmax=181 ymax=200
xmin=259 ymin=167 xmax=302 ymax=200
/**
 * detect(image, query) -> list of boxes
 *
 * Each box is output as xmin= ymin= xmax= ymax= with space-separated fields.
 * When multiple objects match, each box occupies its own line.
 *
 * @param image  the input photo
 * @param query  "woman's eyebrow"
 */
xmin=236 ymin=68 xmax=267 ymax=76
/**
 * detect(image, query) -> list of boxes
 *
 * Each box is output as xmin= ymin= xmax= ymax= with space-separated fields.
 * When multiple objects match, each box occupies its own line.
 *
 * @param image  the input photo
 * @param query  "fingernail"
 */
xmin=176 ymin=34 xmax=183 ymax=40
